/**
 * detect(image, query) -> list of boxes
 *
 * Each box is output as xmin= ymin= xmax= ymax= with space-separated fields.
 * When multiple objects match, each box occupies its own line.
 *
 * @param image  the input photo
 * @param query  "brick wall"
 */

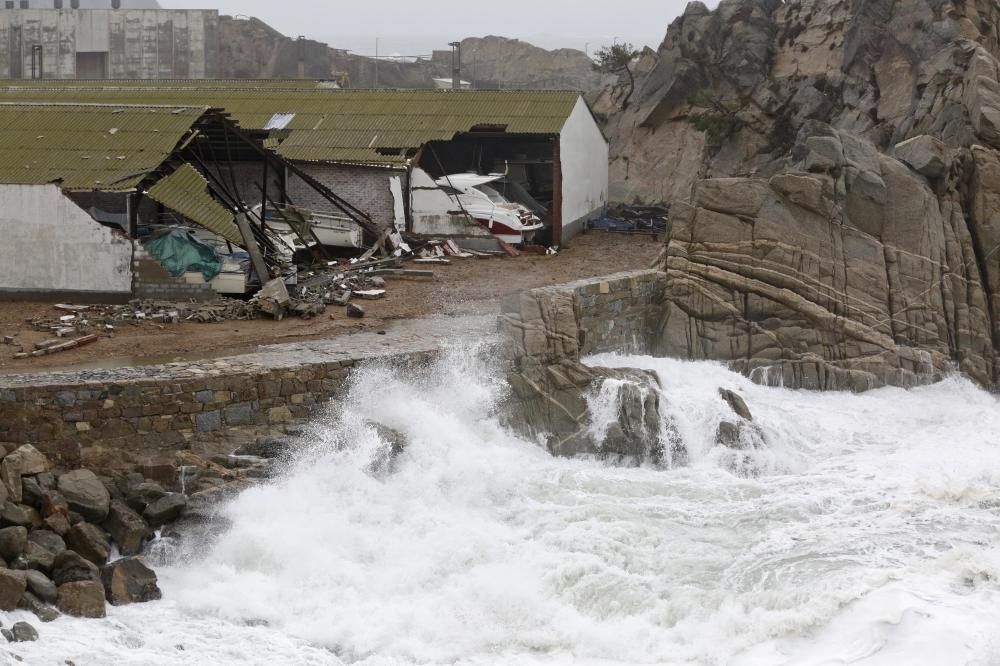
xmin=287 ymin=164 xmax=405 ymax=228
xmin=132 ymin=243 xmax=218 ymax=302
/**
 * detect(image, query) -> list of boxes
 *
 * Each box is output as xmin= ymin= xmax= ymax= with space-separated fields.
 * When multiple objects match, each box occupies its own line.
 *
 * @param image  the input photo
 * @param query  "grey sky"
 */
xmin=160 ymin=1 xmax=705 ymax=56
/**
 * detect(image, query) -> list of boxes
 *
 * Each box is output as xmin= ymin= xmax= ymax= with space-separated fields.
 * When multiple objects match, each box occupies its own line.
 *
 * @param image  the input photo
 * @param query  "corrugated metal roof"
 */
xmin=145 ymin=164 xmax=242 ymax=245
xmin=0 ymin=103 xmax=206 ymax=191
xmin=0 ymin=86 xmax=582 ymax=165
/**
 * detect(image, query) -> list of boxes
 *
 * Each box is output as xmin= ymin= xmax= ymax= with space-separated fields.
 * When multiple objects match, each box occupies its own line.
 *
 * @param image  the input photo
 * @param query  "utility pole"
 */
xmin=448 ymin=41 xmax=462 ymax=89
xmin=374 ymin=37 xmax=379 ymax=88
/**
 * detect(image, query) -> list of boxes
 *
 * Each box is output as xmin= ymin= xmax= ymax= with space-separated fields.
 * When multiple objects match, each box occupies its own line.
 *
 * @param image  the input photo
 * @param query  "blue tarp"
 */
xmin=144 ymin=229 xmax=223 ymax=282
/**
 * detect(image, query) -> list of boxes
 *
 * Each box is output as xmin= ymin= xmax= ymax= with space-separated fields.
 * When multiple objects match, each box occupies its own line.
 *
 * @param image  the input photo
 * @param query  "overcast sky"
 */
xmin=160 ymin=0 xmax=705 ymax=56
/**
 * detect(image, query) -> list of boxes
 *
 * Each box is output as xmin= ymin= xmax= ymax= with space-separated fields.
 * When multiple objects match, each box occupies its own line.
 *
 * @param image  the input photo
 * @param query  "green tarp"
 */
xmin=144 ymin=229 xmax=222 ymax=282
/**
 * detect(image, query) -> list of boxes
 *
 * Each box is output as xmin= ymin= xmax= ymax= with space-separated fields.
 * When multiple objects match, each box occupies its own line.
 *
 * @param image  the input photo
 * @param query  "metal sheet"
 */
xmin=145 ymin=162 xmax=242 ymax=245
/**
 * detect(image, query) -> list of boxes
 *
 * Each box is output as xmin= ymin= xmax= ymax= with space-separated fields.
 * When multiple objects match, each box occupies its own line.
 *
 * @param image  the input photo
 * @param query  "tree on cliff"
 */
xmin=593 ymin=43 xmax=640 ymax=109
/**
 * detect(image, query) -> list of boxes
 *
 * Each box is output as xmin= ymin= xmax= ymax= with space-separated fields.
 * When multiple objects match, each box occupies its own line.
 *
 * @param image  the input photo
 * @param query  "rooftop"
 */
xmin=0 ymin=84 xmax=584 ymax=166
xmin=0 ymin=102 xmax=207 ymax=191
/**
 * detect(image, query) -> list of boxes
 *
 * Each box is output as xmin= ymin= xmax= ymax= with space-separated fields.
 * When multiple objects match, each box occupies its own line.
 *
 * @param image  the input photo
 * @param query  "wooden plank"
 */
xmin=496 ymin=239 xmax=521 ymax=257
xmin=14 ymin=334 xmax=98 ymax=359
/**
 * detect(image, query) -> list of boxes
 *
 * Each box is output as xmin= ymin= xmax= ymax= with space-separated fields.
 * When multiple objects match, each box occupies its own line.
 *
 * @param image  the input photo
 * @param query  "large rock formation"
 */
xmin=593 ymin=0 xmax=1000 ymax=389
xmin=219 ymin=18 xmax=601 ymax=90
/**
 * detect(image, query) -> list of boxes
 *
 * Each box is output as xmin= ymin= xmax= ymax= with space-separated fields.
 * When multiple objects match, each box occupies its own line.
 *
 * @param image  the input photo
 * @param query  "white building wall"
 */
xmin=559 ymin=97 xmax=609 ymax=238
xmin=0 ymin=184 xmax=132 ymax=300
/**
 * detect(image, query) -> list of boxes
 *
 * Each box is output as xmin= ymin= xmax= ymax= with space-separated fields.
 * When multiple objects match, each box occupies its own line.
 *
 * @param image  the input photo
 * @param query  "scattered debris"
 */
xmin=1 ymin=336 xmax=13 ymax=345
xmin=590 ymin=204 xmax=669 ymax=234
xmin=256 ymin=278 xmax=292 ymax=320
xmin=14 ymin=334 xmax=98 ymax=359
xmin=346 ymin=303 xmax=365 ymax=318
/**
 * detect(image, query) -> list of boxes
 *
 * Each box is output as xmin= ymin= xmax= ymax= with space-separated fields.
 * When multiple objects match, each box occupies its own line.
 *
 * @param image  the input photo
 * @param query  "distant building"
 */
xmin=0 ymin=3 xmax=220 ymax=79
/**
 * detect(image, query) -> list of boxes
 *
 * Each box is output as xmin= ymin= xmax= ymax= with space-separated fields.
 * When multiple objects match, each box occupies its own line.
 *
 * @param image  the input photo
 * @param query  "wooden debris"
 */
xmin=496 ymin=239 xmax=521 ymax=257
xmin=34 ymin=339 xmax=62 ymax=351
xmin=413 ymin=257 xmax=451 ymax=265
xmin=369 ymin=269 xmax=435 ymax=280
xmin=54 ymin=304 xmax=89 ymax=313
xmin=14 ymin=334 xmax=98 ymax=359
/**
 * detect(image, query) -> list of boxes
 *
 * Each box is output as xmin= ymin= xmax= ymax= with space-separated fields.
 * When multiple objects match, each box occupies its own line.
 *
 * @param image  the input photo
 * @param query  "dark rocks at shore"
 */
xmin=103 ymin=500 xmax=152 ymax=556
xmin=143 ymin=493 xmax=187 ymax=528
xmin=0 ymin=444 xmax=189 ymax=624
xmin=56 ymin=581 xmax=106 ymax=619
xmin=102 ymin=557 xmax=162 ymax=605
xmin=65 ymin=523 xmax=111 ymax=566
xmin=8 ymin=620 xmax=39 ymax=642
xmin=58 ymin=470 xmax=111 ymax=523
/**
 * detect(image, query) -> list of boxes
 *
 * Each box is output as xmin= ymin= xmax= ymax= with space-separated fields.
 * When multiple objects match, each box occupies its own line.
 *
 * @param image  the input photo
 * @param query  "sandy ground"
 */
xmin=0 ymin=232 xmax=663 ymax=373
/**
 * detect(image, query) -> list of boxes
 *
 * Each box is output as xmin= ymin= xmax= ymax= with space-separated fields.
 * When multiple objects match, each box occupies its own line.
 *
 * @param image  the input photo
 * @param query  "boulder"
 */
xmin=21 ymin=542 xmax=56 ymax=574
xmin=18 ymin=592 xmax=58 ymax=623
xmin=143 ymin=493 xmax=187 ymax=528
xmin=102 ymin=500 xmax=151 ymax=556
xmin=43 ymin=512 xmax=71 ymax=536
xmin=27 ymin=530 xmax=66 ymax=557
xmin=719 ymin=389 xmax=753 ymax=421
xmin=24 ymin=570 xmax=57 ymax=604
xmin=40 ymin=489 xmax=70 ymax=518
xmin=0 ymin=569 xmax=25 ymax=610
xmin=57 ymin=470 xmax=111 ymax=522
xmin=9 ymin=620 xmax=39 ymax=641
xmin=20 ymin=477 xmax=43 ymax=508
xmin=52 ymin=550 xmax=100 ymax=586
xmin=56 ymin=581 xmax=106 ymax=618
xmin=124 ymin=482 xmax=167 ymax=514
xmin=0 ymin=526 xmax=27 ymax=561
xmin=1 ymin=502 xmax=42 ymax=529
xmin=65 ymin=523 xmax=111 ymax=566
xmin=101 ymin=557 xmax=162 ymax=605
xmin=0 ymin=445 xmax=49 ymax=503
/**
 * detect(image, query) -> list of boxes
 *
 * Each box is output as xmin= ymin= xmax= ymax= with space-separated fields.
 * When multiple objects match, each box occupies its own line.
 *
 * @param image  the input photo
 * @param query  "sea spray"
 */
xmin=6 ymin=349 xmax=1000 ymax=665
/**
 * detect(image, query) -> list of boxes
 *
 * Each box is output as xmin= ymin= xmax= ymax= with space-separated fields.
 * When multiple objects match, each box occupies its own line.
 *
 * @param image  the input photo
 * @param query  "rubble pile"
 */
xmin=0 ymin=444 xmax=190 ymax=636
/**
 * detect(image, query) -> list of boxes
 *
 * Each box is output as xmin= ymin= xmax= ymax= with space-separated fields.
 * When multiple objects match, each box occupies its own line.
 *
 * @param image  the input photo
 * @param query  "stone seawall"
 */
xmin=0 ymin=316 xmax=491 ymax=469
xmin=500 ymin=270 xmax=670 ymax=461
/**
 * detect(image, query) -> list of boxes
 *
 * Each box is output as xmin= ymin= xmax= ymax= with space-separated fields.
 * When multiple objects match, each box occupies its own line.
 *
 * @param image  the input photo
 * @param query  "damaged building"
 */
xmin=0 ymin=101 xmax=371 ymax=302
xmin=0 ymin=83 xmax=609 ymax=246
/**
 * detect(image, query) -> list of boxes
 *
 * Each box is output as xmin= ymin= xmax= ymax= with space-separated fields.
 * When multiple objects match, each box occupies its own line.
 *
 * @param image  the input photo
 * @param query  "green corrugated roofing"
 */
xmin=0 ymin=103 xmax=206 ymax=191
xmin=145 ymin=163 xmax=242 ymax=246
xmin=0 ymin=85 xmax=582 ymax=165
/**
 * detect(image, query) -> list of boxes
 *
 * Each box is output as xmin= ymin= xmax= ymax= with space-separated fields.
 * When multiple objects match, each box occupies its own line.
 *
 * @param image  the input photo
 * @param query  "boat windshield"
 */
xmin=473 ymin=184 xmax=509 ymax=204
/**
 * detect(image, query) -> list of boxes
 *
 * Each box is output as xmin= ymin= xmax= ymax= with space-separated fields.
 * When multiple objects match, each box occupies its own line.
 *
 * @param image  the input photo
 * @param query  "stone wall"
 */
xmin=500 ymin=270 xmax=669 ymax=462
xmin=0 ymin=316 xmax=490 ymax=469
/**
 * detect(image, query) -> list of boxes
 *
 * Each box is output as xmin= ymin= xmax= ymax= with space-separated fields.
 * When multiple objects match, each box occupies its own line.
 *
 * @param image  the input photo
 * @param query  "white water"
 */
xmin=5 ymin=349 xmax=1000 ymax=665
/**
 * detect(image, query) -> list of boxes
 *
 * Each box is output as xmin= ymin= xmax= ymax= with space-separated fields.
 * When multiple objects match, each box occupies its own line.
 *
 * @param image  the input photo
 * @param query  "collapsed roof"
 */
xmin=0 ymin=83 xmax=585 ymax=166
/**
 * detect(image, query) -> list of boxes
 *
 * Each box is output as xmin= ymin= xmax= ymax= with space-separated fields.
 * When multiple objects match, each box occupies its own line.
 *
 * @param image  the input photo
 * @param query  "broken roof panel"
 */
xmin=145 ymin=164 xmax=243 ymax=246
xmin=0 ymin=103 xmax=208 ymax=191
xmin=0 ymin=86 xmax=583 ymax=165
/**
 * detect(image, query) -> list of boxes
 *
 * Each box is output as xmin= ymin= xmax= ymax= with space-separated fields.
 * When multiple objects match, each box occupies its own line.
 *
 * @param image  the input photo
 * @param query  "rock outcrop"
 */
xmin=594 ymin=0 xmax=1000 ymax=389
xmin=501 ymin=271 xmax=685 ymax=465
xmin=219 ymin=17 xmax=601 ymax=90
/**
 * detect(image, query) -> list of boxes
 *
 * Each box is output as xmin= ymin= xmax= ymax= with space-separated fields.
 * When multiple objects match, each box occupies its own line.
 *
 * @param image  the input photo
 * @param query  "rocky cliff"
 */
xmin=218 ymin=18 xmax=601 ymax=90
xmin=594 ymin=0 xmax=1000 ymax=390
